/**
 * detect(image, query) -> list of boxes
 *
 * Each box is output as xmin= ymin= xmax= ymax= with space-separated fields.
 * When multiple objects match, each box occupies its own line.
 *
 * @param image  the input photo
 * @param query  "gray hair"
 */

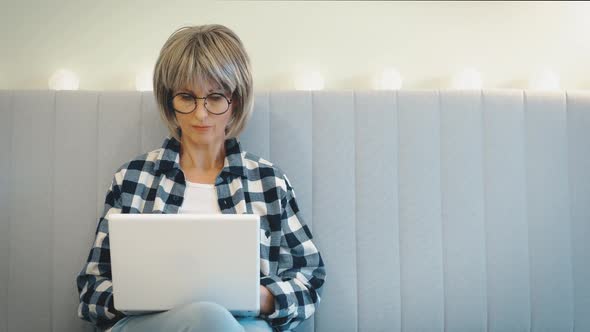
xmin=153 ymin=24 xmax=254 ymax=142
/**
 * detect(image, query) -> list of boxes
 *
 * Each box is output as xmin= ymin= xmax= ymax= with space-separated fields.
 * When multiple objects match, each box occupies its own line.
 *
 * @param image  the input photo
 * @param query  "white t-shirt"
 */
xmin=178 ymin=180 xmax=222 ymax=214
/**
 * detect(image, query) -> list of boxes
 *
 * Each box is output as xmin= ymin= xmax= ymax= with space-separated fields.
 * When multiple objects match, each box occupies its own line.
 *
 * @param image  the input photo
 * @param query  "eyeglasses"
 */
xmin=170 ymin=92 xmax=232 ymax=115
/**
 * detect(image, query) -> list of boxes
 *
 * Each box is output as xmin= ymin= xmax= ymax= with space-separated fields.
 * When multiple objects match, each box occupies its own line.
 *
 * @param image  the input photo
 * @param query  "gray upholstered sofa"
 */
xmin=0 ymin=89 xmax=588 ymax=331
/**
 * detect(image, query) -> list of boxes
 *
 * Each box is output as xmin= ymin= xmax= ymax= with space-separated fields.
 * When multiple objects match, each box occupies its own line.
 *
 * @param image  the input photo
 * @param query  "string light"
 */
xmin=36 ymin=66 xmax=583 ymax=91
xmin=374 ymin=68 xmax=403 ymax=90
xmin=294 ymin=70 xmax=324 ymax=91
xmin=48 ymin=69 xmax=80 ymax=90
xmin=135 ymin=68 xmax=154 ymax=91
xmin=451 ymin=68 xmax=482 ymax=89
xmin=529 ymin=68 xmax=560 ymax=90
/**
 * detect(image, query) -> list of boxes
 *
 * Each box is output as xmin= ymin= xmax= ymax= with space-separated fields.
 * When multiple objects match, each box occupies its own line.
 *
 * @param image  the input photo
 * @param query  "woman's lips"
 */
xmin=193 ymin=125 xmax=211 ymax=131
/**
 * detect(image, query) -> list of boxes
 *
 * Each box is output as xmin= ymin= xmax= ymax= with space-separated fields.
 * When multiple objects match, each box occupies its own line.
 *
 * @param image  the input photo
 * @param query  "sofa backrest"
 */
xmin=0 ymin=90 xmax=588 ymax=332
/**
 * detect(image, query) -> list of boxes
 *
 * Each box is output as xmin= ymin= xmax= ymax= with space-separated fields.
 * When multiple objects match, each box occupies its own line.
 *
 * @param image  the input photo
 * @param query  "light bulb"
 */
xmin=375 ymin=68 xmax=403 ymax=90
xmin=529 ymin=68 xmax=560 ymax=90
xmin=451 ymin=68 xmax=482 ymax=90
xmin=135 ymin=68 xmax=154 ymax=91
xmin=48 ymin=69 xmax=80 ymax=90
xmin=294 ymin=70 xmax=324 ymax=91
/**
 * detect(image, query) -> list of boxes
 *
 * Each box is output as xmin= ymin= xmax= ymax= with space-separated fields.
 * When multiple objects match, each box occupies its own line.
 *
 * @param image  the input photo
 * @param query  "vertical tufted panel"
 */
xmin=312 ymin=91 xmax=358 ymax=332
xmin=439 ymin=91 xmax=487 ymax=332
xmin=524 ymin=91 xmax=574 ymax=331
xmin=96 ymin=92 xmax=142 ymax=216
xmin=54 ymin=91 xmax=99 ymax=332
xmin=566 ymin=92 xmax=590 ymax=332
xmin=268 ymin=91 xmax=313 ymax=226
xmin=240 ymin=90 xmax=270 ymax=161
xmin=140 ymin=91 xmax=169 ymax=153
xmin=397 ymin=91 xmax=445 ymax=332
xmin=482 ymin=90 xmax=531 ymax=332
xmin=0 ymin=90 xmax=13 ymax=332
xmin=8 ymin=91 xmax=56 ymax=332
xmin=354 ymin=90 xmax=401 ymax=332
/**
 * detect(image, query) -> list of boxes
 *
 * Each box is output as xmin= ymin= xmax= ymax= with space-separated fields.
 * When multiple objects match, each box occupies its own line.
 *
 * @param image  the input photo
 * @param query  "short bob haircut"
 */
xmin=153 ymin=24 xmax=254 ymax=142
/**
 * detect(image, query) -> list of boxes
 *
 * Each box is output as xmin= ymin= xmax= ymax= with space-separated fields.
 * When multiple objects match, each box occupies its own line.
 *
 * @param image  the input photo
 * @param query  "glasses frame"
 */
xmin=170 ymin=92 xmax=233 ymax=115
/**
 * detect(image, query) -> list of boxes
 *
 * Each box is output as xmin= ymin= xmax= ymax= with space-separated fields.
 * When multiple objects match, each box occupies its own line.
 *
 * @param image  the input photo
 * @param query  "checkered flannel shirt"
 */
xmin=75 ymin=135 xmax=326 ymax=332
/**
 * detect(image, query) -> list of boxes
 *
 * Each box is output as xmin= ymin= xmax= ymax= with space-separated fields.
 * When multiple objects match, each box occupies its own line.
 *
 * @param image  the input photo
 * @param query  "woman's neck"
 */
xmin=179 ymin=138 xmax=226 ymax=173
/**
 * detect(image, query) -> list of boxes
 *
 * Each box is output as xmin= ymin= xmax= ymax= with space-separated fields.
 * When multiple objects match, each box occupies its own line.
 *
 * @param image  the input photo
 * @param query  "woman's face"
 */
xmin=174 ymin=81 xmax=233 ymax=146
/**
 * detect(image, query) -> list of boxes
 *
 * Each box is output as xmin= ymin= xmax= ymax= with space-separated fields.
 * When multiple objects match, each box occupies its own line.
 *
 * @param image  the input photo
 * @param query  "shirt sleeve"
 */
xmin=259 ymin=174 xmax=327 ymax=331
xmin=75 ymin=175 xmax=126 ymax=330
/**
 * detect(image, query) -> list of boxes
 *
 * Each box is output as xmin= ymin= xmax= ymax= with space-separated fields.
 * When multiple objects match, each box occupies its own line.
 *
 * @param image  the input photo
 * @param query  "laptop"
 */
xmin=108 ymin=213 xmax=260 ymax=317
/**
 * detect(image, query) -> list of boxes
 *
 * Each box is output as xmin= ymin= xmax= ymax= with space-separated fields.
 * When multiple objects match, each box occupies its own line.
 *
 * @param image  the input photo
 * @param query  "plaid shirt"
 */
xmin=75 ymin=135 xmax=326 ymax=332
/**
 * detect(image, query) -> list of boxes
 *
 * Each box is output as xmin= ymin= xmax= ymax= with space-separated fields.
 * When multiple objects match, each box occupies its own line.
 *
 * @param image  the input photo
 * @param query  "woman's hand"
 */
xmin=259 ymin=285 xmax=275 ymax=315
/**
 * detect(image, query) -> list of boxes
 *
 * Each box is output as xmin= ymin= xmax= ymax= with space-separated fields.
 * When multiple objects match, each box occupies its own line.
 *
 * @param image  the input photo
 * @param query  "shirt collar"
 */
xmin=153 ymin=135 xmax=247 ymax=179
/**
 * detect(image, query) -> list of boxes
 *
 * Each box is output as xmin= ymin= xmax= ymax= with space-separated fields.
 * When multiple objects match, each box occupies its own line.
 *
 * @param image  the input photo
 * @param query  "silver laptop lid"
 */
xmin=108 ymin=213 xmax=260 ymax=317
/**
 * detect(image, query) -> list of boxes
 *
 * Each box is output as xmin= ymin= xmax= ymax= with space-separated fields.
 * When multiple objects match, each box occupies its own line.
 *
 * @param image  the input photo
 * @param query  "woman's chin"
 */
xmin=189 ymin=134 xmax=210 ymax=142
xmin=186 ymin=132 xmax=223 ymax=145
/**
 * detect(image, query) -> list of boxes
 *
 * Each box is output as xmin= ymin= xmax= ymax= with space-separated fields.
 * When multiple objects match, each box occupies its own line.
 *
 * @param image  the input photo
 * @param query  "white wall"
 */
xmin=1 ymin=0 xmax=589 ymax=91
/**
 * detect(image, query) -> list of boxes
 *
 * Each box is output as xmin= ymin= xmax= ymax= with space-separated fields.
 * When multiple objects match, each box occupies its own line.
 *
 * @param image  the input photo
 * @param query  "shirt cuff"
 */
xmin=260 ymin=275 xmax=298 ymax=321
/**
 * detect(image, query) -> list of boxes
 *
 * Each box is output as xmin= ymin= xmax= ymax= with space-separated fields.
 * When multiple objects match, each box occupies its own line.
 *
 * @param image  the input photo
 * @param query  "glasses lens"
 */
xmin=205 ymin=94 xmax=229 ymax=114
xmin=172 ymin=94 xmax=196 ymax=114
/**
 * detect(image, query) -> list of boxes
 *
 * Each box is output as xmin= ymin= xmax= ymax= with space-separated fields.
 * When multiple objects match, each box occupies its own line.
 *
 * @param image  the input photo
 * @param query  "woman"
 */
xmin=75 ymin=24 xmax=326 ymax=332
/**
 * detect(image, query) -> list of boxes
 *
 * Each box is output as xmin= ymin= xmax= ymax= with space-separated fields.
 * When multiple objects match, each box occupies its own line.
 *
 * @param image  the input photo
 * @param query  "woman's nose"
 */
xmin=194 ymin=99 xmax=208 ymax=120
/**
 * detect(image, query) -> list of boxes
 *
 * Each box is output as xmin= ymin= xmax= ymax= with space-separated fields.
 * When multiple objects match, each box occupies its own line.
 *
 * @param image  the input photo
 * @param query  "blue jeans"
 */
xmin=111 ymin=301 xmax=273 ymax=332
